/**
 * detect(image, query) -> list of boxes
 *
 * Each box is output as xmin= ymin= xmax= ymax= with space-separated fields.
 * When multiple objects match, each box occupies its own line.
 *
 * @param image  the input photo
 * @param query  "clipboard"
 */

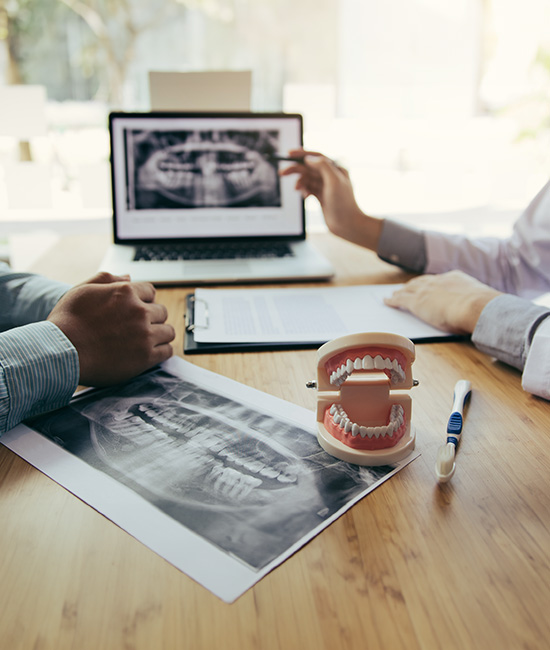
xmin=184 ymin=293 xmax=322 ymax=354
xmin=183 ymin=292 xmax=463 ymax=355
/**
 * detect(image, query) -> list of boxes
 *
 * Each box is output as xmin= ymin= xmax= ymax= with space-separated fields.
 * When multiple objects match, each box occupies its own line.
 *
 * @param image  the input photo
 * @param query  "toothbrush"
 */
xmin=435 ymin=379 xmax=472 ymax=483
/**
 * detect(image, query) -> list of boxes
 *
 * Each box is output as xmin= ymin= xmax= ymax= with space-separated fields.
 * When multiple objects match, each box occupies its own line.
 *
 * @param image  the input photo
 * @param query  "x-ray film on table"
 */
xmin=2 ymin=357 xmax=415 ymax=602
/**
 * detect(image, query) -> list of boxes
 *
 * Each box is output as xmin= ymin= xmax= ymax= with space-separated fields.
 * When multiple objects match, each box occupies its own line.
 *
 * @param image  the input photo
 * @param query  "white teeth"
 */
xmin=374 ymin=355 xmax=385 ymax=369
xmin=210 ymin=439 xmax=228 ymax=453
xmin=200 ymin=436 xmax=218 ymax=449
xmin=210 ymin=465 xmax=261 ymax=500
xmin=244 ymin=459 xmax=264 ymax=473
xmin=329 ymin=354 xmax=407 ymax=386
xmin=259 ymin=466 xmax=280 ymax=479
xmin=277 ymin=472 xmax=296 ymax=483
xmin=363 ymin=356 xmax=374 ymax=370
xmin=329 ymin=404 xmax=406 ymax=439
xmin=112 ymin=408 xmax=298 ymax=503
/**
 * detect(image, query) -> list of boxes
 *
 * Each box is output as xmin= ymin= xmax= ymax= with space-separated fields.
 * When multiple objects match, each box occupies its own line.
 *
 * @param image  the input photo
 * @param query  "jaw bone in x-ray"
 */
xmin=28 ymin=367 xmax=395 ymax=570
xmin=133 ymin=130 xmax=281 ymax=209
xmin=81 ymin=387 xmax=313 ymax=512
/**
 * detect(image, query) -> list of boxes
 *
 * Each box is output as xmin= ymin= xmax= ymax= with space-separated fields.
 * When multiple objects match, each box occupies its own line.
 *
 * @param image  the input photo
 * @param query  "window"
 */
xmin=1 ymin=0 xmax=549 ymax=248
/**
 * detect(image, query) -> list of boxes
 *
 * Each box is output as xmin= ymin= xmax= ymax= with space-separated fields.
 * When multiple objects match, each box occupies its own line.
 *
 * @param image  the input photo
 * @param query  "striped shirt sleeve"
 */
xmin=0 ymin=262 xmax=70 ymax=330
xmin=0 ymin=321 xmax=79 ymax=436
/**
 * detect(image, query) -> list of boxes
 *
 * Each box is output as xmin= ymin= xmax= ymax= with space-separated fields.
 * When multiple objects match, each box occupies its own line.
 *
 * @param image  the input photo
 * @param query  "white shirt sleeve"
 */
xmin=472 ymin=294 xmax=550 ymax=400
xmin=424 ymin=180 xmax=550 ymax=299
xmin=522 ymin=318 xmax=550 ymax=399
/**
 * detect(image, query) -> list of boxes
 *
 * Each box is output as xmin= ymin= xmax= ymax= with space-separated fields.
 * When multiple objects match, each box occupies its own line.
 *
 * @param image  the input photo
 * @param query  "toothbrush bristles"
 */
xmin=435 ymin=442 xmax=456 ymax=481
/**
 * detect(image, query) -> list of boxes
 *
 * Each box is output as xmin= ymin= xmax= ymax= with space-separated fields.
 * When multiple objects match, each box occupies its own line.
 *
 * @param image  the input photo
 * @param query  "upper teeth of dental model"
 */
xmin=329 ymin=354 xmax=406 ymax=386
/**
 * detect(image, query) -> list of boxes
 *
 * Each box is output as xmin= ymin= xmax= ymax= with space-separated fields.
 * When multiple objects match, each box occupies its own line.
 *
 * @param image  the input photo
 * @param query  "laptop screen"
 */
xmin=109 ymin=112 xmax=305 ymax=244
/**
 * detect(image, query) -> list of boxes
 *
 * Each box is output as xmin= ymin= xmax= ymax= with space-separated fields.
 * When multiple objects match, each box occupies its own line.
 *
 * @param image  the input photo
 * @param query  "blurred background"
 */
xmin=1 ymin=0 xmax=549 ymax=266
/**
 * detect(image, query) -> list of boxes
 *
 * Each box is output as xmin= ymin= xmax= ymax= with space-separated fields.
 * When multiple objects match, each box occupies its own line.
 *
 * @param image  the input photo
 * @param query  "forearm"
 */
xmin=472 ymin=294 xmax=550 ymax=399
xmin=0 ymin=322 xmax=79 ymax=435
xmin=338 ymin=212 xmax=385 ymax=253
xmin=0 ymin=264 xmax=70 ymax=330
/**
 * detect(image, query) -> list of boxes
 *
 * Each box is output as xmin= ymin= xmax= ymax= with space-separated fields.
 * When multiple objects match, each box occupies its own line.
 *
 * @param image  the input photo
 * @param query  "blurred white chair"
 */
xmin=0 ymin=85 xmax=52 ymax=212
xmin=0 ymin=85 xmax=48 ymax=139
xmin=148 ymin=70 xmax=252 ymax=111
xmin=4 ymin=162 xmax=52 ymax=209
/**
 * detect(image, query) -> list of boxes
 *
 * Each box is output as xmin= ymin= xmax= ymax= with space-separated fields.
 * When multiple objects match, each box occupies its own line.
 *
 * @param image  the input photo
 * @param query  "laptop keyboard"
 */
xmin=133 ymin=241 xmax=294 ymax=262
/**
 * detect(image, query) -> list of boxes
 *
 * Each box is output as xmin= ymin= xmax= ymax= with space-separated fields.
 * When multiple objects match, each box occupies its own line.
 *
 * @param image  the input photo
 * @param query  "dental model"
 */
xmin=312 ymin=332 xmax=417 ymax=466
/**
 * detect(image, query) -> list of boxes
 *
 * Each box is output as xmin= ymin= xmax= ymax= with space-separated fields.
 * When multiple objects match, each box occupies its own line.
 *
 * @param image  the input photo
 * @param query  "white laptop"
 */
xmin=99 ymin=111 xmax=334 ymax=285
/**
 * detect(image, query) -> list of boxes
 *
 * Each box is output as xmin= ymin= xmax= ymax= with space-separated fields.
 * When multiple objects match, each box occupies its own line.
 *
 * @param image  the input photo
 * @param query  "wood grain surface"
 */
xmin=1 ymin=233 xmax=549 ymax=650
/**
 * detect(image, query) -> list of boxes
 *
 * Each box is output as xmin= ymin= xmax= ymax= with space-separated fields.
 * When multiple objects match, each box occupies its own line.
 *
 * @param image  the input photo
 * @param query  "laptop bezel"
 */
xmin=108 ymin=111 xmax=306 ymax=247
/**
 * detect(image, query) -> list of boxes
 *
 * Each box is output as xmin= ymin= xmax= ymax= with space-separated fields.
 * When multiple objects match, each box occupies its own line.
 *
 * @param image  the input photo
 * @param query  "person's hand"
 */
xmin=384 ymin=270 xmax=502 ymax=334
xmin=279 ymin=148 xmax=382 ymax=250
xmin=47 ymin=272 xmax=175 ymax=386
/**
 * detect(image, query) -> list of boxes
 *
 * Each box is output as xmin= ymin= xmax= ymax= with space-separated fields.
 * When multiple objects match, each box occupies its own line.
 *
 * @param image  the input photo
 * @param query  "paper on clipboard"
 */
xmin=191 ymin=285 xmax=451 ymax=344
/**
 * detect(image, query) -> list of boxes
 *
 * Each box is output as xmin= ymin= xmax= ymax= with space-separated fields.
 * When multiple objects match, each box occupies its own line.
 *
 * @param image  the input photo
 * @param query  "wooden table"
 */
xmin=1 ymin=233 xmax=550 ymax=650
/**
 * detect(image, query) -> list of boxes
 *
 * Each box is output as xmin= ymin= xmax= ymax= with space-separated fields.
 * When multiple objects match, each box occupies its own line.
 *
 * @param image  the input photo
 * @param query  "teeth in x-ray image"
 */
xmin=133 ymin=129 xmax=281 ymax=208
xmin=26 ymin=367 xmax=397 ymax=572
xmin=82 ymin=397 xmax=302 ymax=509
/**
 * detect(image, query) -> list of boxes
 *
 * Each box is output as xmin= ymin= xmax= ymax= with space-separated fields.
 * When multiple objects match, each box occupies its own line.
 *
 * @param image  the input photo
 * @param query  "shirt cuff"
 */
xmin=0 ymin=321 xmax=79 ymax=435
xmin=522 ymin=318 xmax=550 ymax=398
xmin=377 ymin=219 xmax=427 ymax=273
xmin=471 ymin=294 xmax=550 ymax=370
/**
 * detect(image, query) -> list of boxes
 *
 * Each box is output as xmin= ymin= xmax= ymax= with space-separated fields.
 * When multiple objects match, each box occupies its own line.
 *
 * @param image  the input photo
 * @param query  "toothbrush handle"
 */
xmin=452 ymin=380 xmax=472 ymax=414
xmin=447 ymin=380 xmax=472 ymax=443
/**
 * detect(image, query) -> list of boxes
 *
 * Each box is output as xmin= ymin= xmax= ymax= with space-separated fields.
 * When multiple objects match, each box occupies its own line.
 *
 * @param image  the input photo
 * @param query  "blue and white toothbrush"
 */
xmin=435 ymin=379 xmax=472 ymax=483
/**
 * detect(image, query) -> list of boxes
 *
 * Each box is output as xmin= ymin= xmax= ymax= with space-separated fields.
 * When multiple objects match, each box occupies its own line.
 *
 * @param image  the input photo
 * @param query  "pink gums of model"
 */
xmin=315 ymin=332 xmax=416 ymax=466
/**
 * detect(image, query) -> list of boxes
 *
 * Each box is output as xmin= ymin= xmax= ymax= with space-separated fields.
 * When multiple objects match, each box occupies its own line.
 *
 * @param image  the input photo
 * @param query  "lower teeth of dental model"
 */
xmin=329 ymin=403 xmax=404 ymax=439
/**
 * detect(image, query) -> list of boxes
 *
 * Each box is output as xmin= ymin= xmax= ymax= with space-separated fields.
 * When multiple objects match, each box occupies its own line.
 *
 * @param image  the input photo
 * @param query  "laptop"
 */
xmin=99 ymin=111 xmax=335 ymax=285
